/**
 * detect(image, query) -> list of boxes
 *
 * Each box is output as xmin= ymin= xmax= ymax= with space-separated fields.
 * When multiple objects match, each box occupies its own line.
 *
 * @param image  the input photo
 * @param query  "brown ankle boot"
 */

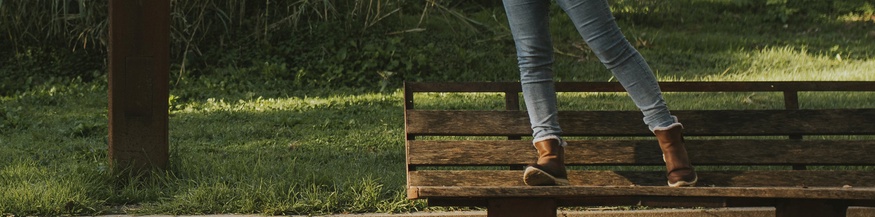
xmin=523 ymin=139 xmax=569 ymax=186
xmin=654 ymin=123 xmax=697 ymax=187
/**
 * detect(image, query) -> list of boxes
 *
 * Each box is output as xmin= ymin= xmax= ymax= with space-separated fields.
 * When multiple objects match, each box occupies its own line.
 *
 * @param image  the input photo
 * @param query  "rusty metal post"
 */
xmin=108 ymin=0 xmax=170 ymax=171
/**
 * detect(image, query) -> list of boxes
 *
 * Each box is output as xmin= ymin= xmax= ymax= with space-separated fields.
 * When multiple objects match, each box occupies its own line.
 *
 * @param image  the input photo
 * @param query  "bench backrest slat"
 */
xmin=407 ymin=109 xmax=875 ymax=136
xmin=404 ymin=81 xmax=875 ymax=93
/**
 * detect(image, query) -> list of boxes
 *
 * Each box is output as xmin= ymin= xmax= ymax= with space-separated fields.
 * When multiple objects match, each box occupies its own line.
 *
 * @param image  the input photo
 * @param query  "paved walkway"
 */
xmin=91 ymin=207 xmax=875 ymax=217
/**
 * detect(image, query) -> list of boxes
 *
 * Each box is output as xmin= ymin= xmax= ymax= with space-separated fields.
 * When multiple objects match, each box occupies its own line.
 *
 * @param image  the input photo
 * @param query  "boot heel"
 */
xmin=524 ymin=166 xmax=570 ymax=186
xmin=524 ymin=139 xmax=568 ymax=186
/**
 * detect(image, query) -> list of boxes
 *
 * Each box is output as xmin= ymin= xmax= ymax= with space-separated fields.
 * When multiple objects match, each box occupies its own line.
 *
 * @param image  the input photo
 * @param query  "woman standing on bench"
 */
xmin=502 ymin=0 xmax=697 ymax=187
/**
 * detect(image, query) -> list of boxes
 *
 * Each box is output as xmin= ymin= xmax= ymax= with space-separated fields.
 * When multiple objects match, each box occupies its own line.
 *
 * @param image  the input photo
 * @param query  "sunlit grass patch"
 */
xmin=707 ymin=46 xmax=875 ymax=81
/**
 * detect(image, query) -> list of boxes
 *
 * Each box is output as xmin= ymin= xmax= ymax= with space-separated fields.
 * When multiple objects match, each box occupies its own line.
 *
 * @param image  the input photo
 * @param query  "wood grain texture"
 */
xmin=406 ymin=110 xmax=875 ymax=136
xmin=405 ymin=82 xmax=875 ymax=93
xmin=407 ymin=140 xmax=875 ymax=166
xmin=408 ymin=170 xmax=875 ymax=188
xmin=427 ymin=197 xmax=868 ymax=209
xmin=108 ymin=0 xmax=171 ymax=171
xmin=407 ymin=185 xmax=875 ymax=200
xmin=429 ymin=196 xmax=729 ymax=208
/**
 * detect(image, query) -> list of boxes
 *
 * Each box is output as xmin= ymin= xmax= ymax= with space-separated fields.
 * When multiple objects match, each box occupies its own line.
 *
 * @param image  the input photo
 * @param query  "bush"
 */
xmin=0 ymin=0 xmax=509 ymax=95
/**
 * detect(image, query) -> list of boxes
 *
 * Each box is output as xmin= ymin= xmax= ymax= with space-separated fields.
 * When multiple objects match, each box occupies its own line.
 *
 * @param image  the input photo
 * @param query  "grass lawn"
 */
xmin=1 ymin=0 xmax=874 ymax=216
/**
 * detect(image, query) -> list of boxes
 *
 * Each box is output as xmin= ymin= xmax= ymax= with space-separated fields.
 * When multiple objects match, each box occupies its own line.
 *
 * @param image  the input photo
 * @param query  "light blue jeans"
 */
xmin=503 ymin=0 xmax=677 ymax=143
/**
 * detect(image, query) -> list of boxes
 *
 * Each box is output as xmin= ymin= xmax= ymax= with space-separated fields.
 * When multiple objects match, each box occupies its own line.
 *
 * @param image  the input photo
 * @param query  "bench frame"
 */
xmin=404 ymin=81 xmax=875 ymax=217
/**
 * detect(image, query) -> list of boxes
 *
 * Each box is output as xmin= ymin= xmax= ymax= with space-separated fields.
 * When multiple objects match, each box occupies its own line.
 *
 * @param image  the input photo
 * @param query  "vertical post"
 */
xmin=108 ymin=0 xmax=171 ymax=171
xmin=488 ymin=198 xmax=557 ymax=217
xmin=775 ymin=199 xmax=848 ymax=217
xmin=505 ymin=90 xmax=521 ymax=136
xmin=404 ymin=82 xmax=416 ymax=174
xmin=783 ymin=90 xmax=805 ymax=170
xmin=506 ymin=89 xmax=525 ymax=170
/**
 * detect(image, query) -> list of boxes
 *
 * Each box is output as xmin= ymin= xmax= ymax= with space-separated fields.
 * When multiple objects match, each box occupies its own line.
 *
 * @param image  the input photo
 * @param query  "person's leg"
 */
xmin=503 ymin=0 xmax=563 ymax=143
xmin=555 ymin=0 xmax=696 ymax=187
xmin=555 ymin=0 xmax=674 ymax=131
xmin=503 ymin=0 xmax=568 ymax=186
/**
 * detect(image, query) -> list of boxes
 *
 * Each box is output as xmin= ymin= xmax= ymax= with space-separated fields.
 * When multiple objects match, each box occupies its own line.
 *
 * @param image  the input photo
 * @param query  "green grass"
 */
xmin=2 ymin=0 xmax=875 ymax=216
xmin=1 ymin=83 xmax=417 ymax=215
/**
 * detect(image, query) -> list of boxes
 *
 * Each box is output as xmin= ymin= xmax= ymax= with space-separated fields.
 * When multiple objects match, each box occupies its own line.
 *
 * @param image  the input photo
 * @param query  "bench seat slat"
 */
xmin=408 ymin=185 xmax=875 ymax=200
xmin=428 ymin=197 xmax=875 ymax=208
xmin=427 ymin=197 xmax=731 ymax=208
xmin=406 ymin=109 xmax=875 ymax=136
xmin=408 ymin=170 xmax=875 ymax=188
xmin=408 ymin=140 xmax=875 ymax=166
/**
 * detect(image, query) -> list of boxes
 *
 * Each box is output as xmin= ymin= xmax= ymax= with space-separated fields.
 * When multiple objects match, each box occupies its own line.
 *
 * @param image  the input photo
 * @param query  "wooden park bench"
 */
xmin=403 ymin=81 xmax=875 ymax=217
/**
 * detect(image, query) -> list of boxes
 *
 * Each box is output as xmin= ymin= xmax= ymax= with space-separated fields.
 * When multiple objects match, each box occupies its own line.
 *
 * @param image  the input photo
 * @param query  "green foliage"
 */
xmin=0 ymin=106 xmax=23 ymax=132
xmin=0 ymin=46 xmax=104 ymax=96
xmin=1 ymin=1 xmax=874 ymax=215
xmin=609 ymin=0 xmax=875 ymax=25
xmin=835 ymin=0 xmax=875 ymax=15
xmin=3 ymin=0 xmax=875 ymax=97
xmin=1 ymin=0 xmax=426 ymax=94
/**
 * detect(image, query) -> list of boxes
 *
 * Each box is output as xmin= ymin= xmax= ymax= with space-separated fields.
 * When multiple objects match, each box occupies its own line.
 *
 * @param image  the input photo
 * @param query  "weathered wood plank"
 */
xmin=405 ymin=82 xmax=875 ymax=93
xmin=428 ymin=197 xmax=865 ymax=210
xmin=431 ymin=196 xmax=735 ymax=208
xmin=407 ymin=140 xmax=875 ymax=166
xmin=406 ymin=109 xmax=875 ymax=136
xmin=407 ymin=110 xmax=532 ymax=136
xmin=408 ymin=171 xmax=875 ymax=188
xmin=408 ymin=185 xmax=875 ymax=200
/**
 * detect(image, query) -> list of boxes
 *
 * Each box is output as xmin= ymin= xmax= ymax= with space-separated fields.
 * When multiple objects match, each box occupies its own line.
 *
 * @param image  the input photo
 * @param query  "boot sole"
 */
xmin=663 ymin=154 xmax=698 ymax=187
xmin=523 ymin=167 xmax=569 ymax=186
xmin=668 ymin=175 xmax=698 ymax=187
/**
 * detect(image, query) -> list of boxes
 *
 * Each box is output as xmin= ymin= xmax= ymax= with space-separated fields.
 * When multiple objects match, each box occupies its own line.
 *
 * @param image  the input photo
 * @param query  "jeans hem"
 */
xmin=533 ymin=135 xmax=567 ymax=147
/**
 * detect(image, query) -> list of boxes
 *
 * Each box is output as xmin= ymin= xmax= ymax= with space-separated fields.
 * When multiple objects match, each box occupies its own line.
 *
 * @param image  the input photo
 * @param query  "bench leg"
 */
xmin=488 ymin=198 xmax=556 ymax=217
xmin=775 ymin=199 xmax=848 ymax=217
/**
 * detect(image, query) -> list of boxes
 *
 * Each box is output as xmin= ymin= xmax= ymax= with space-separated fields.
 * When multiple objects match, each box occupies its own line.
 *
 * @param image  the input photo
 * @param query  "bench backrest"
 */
xmin=404 ymin=82 xmax=875 ymax=189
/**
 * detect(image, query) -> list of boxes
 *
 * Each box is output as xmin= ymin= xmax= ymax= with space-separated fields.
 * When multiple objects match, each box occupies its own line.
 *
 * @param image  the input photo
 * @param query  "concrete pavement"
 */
xmin=91 ymin=207 xmax=875 ymax=217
